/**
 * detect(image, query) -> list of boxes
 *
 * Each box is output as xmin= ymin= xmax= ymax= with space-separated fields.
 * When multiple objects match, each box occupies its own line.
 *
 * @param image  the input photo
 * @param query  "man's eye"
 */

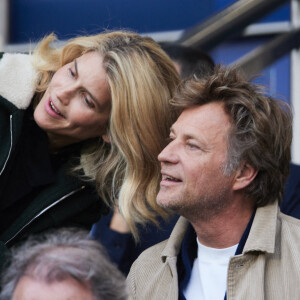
xmin=187 ymin=143 xmax=198 ymax=149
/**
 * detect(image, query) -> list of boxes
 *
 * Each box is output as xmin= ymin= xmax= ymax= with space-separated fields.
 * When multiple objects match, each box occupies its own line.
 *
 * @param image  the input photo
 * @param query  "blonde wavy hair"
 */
xmin=32 ymin=31 xmax=180 ymax=238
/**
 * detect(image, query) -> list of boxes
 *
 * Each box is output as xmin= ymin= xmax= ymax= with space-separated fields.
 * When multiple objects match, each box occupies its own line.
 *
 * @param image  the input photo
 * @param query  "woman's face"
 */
xmin=34 ymin=51 xmax=111 ymax=149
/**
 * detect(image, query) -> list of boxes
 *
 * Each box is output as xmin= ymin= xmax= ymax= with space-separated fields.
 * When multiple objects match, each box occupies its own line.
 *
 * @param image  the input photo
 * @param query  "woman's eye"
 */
xmin=68 ymin=68 xmax=76 ymax=77
xmin=84 ymin=96 xmax=95 ymax=108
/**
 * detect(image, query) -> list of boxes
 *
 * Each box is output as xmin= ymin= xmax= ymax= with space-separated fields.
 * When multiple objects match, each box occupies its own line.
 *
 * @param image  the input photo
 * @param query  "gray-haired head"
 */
xmin=0 ymin=228 xmax=127 ymax=300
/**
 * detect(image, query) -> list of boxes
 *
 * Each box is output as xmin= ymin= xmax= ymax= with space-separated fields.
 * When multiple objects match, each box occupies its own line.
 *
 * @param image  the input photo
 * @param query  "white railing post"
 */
xmin=0 ymin=0 xmax=9 ymax=51
xmin=291 ymin=0 xmax=300 ymax=164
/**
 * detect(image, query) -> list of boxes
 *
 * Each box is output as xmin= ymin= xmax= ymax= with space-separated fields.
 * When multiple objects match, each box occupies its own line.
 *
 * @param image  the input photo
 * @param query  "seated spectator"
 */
xmin=127 ymin=65 xmax=299 ymax=299
xmin=0 ymin=30 xmax=179 ymax=271
xmin=0 ymin=228 xmax=127 ymax=300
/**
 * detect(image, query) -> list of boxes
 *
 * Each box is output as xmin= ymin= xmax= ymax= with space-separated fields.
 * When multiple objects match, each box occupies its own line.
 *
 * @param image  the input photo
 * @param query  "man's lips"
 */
xmin=161 ymin=172 xmax=182 ymax=184
xmin=162 ymin=174 xmax=181 ymax=182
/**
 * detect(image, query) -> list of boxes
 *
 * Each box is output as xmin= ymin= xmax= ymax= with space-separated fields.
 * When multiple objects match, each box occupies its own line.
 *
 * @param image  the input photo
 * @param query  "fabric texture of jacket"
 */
xmin=0 ymin=53 xmax=106 ymax=268
xmin=127 ymin=201 xmax=300 ymax=300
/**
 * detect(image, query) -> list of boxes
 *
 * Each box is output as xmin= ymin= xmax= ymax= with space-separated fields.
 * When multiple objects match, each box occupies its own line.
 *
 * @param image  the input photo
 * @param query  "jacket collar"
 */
xmin=161 ymin=216 xmax=189 ymax=261
xmin=243 ymin=201 xmax=278 ymax=254
xmin=0 ymin=53 xmax=37 ymax=109
xmin=161 ymin=200 xmax=279 ymax=260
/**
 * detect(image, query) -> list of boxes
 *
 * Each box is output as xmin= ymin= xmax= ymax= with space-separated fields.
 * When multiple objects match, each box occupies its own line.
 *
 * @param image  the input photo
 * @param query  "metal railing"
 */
xmin=232 ymin=28 xmax=300 ymax=76
xmin=178 ymin=0 xmax=290 ymax=51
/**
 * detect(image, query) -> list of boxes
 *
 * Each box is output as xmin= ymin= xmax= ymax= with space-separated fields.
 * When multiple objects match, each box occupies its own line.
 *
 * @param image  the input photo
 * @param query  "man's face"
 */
xmin=157 ymin=102 xmax=236 ymax=220
xmin=12 ymin=276 xmax=93 ymax=300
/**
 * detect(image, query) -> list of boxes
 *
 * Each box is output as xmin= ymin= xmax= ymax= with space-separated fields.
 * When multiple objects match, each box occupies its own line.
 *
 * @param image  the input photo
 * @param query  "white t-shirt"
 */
xmin=183 ymin=238 xmax=238 ymax=300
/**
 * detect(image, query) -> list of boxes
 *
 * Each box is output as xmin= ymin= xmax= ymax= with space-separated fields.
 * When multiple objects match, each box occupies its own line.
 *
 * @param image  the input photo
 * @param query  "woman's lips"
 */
xmin=45 ymin=98 xmax=65 ymax=119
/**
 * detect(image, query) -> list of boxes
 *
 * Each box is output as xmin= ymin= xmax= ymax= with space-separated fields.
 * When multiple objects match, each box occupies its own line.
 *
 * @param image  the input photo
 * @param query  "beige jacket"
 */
xmin=127 ymin=202 xmax=300 ymax=300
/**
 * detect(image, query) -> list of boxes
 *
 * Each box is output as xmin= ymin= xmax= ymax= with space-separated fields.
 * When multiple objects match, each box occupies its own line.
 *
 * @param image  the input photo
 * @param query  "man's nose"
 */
xmin=158 ymin=140 xmax=179 ymax=164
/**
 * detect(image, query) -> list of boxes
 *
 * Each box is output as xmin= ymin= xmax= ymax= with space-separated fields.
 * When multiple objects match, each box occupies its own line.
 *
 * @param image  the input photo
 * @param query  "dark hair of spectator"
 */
xmin=160 ymin=43 xmax=215 ymax=79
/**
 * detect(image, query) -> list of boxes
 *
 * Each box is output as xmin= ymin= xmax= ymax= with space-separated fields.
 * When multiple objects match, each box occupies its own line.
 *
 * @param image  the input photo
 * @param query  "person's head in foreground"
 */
xmin=0 ymin=229 xmax=127 ymax=300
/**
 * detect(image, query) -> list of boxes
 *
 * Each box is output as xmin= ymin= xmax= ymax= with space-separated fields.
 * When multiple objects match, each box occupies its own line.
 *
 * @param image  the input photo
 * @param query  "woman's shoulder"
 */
xmin=0 ymin=53 xmax=37 ymax=110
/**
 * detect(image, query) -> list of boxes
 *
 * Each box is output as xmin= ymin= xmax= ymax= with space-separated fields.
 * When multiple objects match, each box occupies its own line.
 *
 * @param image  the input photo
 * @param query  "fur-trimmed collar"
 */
xmin=0 ymin=53 xmax=37 ymax=109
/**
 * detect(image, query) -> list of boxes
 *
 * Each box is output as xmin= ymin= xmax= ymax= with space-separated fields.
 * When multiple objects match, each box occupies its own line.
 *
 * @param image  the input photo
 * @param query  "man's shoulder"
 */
xmin=128 ymin=217 xmax=189 ymax=279
xmin=278 ymin=211 xmax=300 ymax=245
xmin=133 ymin=238 xmax=169 ymax=266
xmin=127 ymin=238 xmax=178 ymax=300
xmin=132 ymin=216 xmax=189 ymax=267
xmin=279 ymin=210 xmax=300 ymax=229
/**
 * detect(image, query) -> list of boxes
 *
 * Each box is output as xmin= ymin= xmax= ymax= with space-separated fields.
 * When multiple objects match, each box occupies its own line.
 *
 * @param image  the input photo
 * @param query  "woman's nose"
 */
xmin=56 ymin=86 xmax=75 ymax=105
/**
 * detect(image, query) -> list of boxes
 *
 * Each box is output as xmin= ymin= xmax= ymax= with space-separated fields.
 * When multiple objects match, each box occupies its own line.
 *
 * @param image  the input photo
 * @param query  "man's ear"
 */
xmin=233 ymin=162 xmax=258 ymax=191
xmin=102 ymin=133 xmax=110 ymax=143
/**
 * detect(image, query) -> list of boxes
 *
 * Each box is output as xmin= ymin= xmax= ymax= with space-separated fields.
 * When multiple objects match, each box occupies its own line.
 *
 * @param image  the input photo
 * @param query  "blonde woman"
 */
xmin=0 ymin=31 xmax=179 ymax=267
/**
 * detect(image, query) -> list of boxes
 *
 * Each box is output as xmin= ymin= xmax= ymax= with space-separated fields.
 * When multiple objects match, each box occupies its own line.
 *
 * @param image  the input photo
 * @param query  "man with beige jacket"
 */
xmin=127 ymin=66 xmax=300 ymax=300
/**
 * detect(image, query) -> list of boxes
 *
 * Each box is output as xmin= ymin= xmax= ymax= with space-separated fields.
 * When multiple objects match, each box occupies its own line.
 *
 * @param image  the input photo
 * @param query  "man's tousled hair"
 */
xmin=171 ymin=65 xmax=292 ymax=206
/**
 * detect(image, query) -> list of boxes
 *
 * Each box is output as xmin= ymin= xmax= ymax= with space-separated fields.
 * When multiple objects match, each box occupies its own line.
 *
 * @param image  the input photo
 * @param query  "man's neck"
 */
xmin=190 ymin=197 xmax=255 ymax=249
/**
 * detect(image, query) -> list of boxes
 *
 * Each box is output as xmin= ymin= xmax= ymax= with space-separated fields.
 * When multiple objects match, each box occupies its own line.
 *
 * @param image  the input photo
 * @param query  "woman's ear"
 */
xmin=102 ymin=133 xmax=110 ymax=143
xmin=233 ymin=162 xmax=258 ymax=191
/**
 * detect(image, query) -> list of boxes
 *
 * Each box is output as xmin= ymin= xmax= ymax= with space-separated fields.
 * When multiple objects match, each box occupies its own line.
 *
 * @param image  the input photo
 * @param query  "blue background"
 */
xmin=9 ymin=0 xmax=291 ymax=103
